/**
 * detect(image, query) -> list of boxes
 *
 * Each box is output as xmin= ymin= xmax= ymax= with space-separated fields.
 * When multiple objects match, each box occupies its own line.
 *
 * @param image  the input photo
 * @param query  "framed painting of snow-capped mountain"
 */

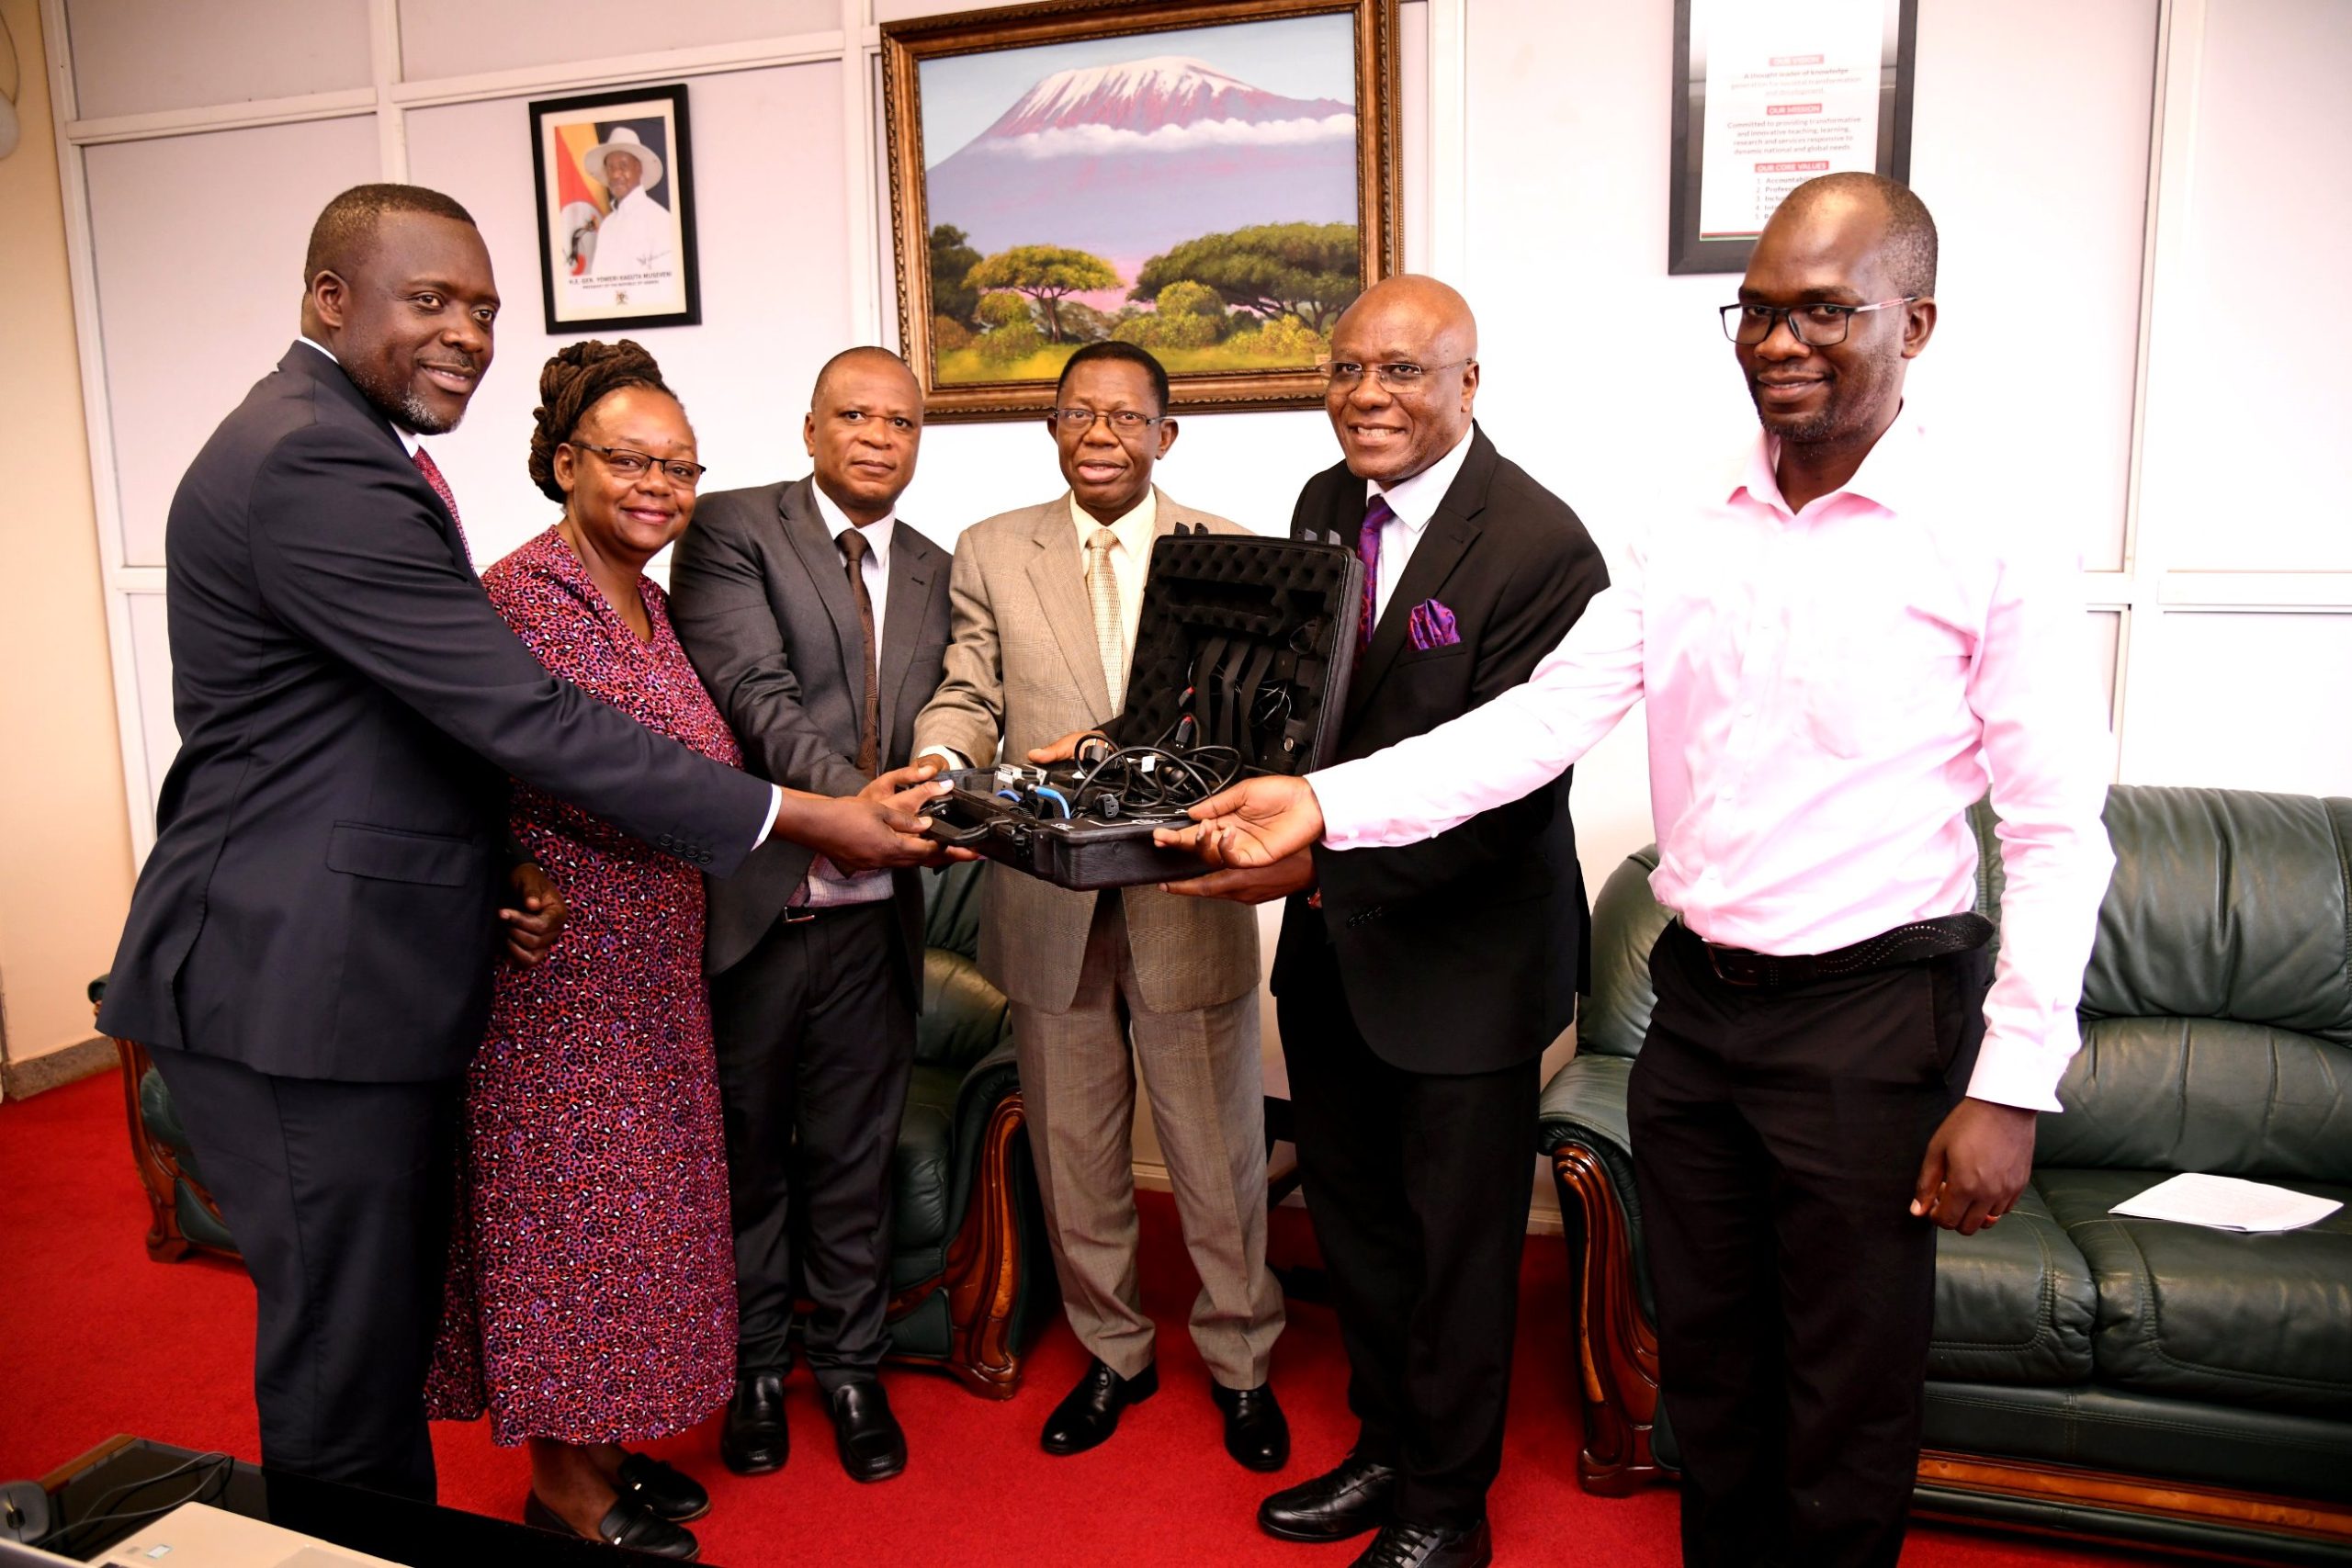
xmin=882 ymin=0 xmax=1398 ymax=420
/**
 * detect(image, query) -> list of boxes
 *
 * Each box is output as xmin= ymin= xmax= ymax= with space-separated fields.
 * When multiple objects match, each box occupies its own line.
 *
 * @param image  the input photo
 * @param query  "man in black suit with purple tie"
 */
xmin=98 ymin=184 xmax=947 ymax=1503
xmin=1170 ymin=276 xmax=1609 ymax=1568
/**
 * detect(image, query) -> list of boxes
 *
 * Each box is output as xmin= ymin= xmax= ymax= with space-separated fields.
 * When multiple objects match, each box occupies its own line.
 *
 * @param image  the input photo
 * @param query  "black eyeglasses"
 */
xmin=571 ymin=443 xmax=707 ymax=487
xmin=1719 ymin=298 xmax=1917 ymax=347
xmin=1049 ymin=407 xmax=1165 ymax=433
xmin=1318 ymin=359 xmax=1472 ymax=390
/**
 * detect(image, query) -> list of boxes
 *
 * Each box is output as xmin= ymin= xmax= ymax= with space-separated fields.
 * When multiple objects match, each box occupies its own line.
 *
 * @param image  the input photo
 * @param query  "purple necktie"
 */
xmin=1358 ymin=491 xmax=1393 ymax=654
xmin=411 ymin=447 xmax=473 ymax=566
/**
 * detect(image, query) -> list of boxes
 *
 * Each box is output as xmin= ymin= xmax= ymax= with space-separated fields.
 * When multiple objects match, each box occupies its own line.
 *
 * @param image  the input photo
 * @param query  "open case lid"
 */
xmin=1103 ymin=525 xmax=1364 ymax=776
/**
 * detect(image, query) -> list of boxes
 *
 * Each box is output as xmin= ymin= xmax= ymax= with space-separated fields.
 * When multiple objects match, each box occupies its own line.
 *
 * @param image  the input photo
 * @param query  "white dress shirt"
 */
xmin=1363 ymin=426 xmax=1475 ymax=624
xmin=802 ymin=484 xmax=900 ymax=907
xmin=1310 ymin=408 xmax=2116 ymax=1112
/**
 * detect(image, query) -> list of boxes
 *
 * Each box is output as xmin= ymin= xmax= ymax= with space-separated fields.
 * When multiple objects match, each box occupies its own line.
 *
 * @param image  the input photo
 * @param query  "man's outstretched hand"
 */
xmin=1911 ymin=1097 xmax=2037 ymax=1235
xmin=1160 ymin=851 xmax=1317 ymax=905
xmin=1152 ymin=775 xmax=1326 ymax=868
xmin=1027 ymin=728 xmax=1110 ymax=766
xmin=786 ymin=760 xmax=974 ymax=872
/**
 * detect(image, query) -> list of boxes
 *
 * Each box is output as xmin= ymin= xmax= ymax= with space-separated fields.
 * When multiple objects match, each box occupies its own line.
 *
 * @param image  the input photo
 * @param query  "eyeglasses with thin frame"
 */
xmin=571 ymin=442 xmax=707 ymax=488
xmin=1049 ymin=407 xmax=1166 ymax=434
xmin=1317 ymin=359 xmax=1474 ymax=391
xmin=1719 ymin=298 xmax=1918 ymax=347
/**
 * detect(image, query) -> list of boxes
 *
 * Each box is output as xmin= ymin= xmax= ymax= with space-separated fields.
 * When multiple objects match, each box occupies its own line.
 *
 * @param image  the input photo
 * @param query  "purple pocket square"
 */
xmin=1407 ymin=598 xmax=1462 ymax=651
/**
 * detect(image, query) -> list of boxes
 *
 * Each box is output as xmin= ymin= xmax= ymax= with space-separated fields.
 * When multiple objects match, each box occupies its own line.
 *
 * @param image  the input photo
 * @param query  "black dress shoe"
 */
xmin=1210 ymin=1382 xmax=1290 ymax=1472
xmin=1039 ymin=1358 xmax=1158 ymax=1456
xmin=523 ymin=1491 xmax=700 ymax=1560
xmin=829 ymin=1379 xmax=907 ymax=1482
xmin=1258 ymin=1451 xmax=1398 ymax=1542
xmin=614 ymin=1451 xmax=709 ymax=1523
xmin=720 ymin=1368 xmax=788 ymax=1475
xmin=1351 ymin=1519 xmax=1492 ymax=1568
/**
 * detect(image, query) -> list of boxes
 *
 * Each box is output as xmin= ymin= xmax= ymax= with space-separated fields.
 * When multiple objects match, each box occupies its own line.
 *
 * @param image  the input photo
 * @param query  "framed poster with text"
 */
xmin=1668 ymin=0 xmax=1917 ymax=275
xmin=529 ymin=84 xmax=702 ymax=333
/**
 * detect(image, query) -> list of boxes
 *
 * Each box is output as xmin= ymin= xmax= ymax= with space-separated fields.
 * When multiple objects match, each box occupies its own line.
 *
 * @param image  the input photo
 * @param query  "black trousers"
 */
xmin=146 ymin=1044 xmax=460 ymax=1502
xmin=711 ymin=900 xmax=913 ymax=1388
xmin=1278 ymin=932 xmax=1540 ymax=1529
xmin=1630 ymin=920 xmax=1993 ymax=1568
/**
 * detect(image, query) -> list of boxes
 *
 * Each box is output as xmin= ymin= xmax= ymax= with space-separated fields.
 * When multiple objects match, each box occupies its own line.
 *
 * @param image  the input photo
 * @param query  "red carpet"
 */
xmin=1 ymin=1068 xmax=2142 ymax=1566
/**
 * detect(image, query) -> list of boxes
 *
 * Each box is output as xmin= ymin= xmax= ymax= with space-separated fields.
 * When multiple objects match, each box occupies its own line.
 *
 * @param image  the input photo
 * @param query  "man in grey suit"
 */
xmin=913 ymin=342 xmax=1288 ymax=1469
xmin=670 ymin=347 xmax=955 ymax=1484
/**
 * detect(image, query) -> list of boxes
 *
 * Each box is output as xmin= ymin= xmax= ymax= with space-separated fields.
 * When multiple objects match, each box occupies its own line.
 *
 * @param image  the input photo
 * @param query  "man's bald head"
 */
xmin=1768 ymin=172 xmax=1938 ymax=299
xmin=1333 ymin=274 xmax=1479 ymax=362
xmin=811 ymin=345 xmax=918 ymax=411
xmin=1325 ymin=274 xmax=1481 ymax=484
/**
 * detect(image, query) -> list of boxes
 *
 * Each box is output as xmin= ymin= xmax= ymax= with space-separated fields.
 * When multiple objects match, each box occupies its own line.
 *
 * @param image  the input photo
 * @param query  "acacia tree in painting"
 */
xmin=966 ymin=245 xmax=1121 ymax=344
xmin=1131 ymin=223 xmax=1362 ymax=332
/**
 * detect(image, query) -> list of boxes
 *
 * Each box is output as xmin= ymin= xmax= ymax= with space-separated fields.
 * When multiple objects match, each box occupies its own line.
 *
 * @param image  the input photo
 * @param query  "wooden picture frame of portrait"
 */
xmin=880 ymin=0 xmax=1399 ymax=423
xmin=528 ymin=82 xmax=703 ymax=336
xmin=1668 ymin=0 xmax=1918 ymax=276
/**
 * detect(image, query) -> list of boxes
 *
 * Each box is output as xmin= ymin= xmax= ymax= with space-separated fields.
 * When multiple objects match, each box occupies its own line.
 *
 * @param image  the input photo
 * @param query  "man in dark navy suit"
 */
xmin=99 ymin=185 xmax=947 ymax=1501
xmin=1172 ymin=276 xmax=1608 ymax=1568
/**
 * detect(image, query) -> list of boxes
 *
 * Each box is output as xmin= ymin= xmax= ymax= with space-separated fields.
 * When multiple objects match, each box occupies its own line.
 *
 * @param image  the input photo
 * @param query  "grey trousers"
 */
xmin=1008 ymin=894 xmax=1284 ymax=1390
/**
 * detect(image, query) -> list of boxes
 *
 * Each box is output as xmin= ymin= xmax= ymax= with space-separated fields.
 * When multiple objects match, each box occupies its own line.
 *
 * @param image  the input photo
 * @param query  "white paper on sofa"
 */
xmin=2109 ymin=1173 xmax=2343 ymax=1233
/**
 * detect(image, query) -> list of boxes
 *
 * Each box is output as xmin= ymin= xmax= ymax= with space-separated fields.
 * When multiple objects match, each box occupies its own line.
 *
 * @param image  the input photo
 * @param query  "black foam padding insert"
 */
xmin=1106 ymin=532 xmax=1363 ymax=777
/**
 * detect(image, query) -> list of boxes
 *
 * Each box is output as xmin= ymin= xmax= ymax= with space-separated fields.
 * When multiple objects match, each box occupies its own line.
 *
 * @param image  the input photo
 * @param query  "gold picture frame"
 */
xmin=881 ymin=0 xmax=1398 ymax=422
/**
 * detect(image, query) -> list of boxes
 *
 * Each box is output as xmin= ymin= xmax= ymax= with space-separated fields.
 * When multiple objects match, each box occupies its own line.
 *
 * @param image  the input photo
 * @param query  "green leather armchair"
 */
xmin=1539 ymin=785 xmax=2352 ymax=1563
xmin=105 ymin=857 xmax=1057 ymax=1397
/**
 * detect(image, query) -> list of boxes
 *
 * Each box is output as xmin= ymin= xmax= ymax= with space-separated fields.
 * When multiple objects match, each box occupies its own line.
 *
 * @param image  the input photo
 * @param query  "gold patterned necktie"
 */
xmin=1084 ymin=525 xmax=1125 ymax=707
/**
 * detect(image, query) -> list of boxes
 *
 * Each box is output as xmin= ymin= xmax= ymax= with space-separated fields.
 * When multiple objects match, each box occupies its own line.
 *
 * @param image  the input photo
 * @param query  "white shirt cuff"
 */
xmin=1962 ymin=1033 xmax=2068 ymax=1113
xmin=752 ymin=784 xmax=784 ymax=850
xmin=920 ymin=746 xmax=968 ymax=772
xmin=1305 ymin=762 xmax=1378 ymax=850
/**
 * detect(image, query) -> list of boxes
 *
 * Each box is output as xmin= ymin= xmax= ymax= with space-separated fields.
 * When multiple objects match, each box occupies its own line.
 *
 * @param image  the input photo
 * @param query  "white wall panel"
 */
xmin=66 ymin=0 xmax=372 ymax=120
xmin=125 ymin=591 xmax=175 ymax=817
xmin=1458 ymin=0 xmax=1744 ymax=891
xmin=403 ymin=62 xmax=854 ymax=572
xmin=397 ymin=0 xmax=837 ymax=82
xmin=84 ymin=116 xmax=382 ymax=567
xmin=1909 ymin=0 xmax=2155 ymax=574
xmin=2129 ymin=613 xmax=2352 ymax=796
xmin=2143 ymin=0 xmax=2352 ymax=572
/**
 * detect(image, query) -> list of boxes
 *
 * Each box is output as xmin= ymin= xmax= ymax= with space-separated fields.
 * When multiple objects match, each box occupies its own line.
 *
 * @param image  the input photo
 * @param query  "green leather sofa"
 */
xmin=105 ymin=857 xmax=1057 ymax=1396
xmin=1539 ymin=785 xmax=2352 ymax=1562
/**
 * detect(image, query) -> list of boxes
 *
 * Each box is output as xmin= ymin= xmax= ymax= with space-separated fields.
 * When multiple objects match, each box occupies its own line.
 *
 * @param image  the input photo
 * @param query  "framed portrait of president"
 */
xmin=529 ymin=83 xmax=704 ymax=333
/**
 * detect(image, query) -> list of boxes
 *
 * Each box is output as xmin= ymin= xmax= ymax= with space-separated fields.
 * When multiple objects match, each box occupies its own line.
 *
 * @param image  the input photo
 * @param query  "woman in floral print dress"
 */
xmin=427 ymin=340 xmax=734 ymax=1561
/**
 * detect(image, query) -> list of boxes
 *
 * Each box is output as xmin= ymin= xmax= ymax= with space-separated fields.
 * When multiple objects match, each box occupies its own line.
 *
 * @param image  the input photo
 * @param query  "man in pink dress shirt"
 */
xmin=1157 ymin=174 xmax=2116 ymax=1568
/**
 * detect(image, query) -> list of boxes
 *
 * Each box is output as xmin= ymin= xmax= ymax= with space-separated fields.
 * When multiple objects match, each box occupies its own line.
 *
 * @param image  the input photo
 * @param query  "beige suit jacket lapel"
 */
xmin=1026 ymin=498 xmax=1114 ymax=719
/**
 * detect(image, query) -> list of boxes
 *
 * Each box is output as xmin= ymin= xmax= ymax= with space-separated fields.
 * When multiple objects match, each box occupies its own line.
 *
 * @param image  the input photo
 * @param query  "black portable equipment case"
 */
xmin=925 ymin=525 xmax=1364 ymax=889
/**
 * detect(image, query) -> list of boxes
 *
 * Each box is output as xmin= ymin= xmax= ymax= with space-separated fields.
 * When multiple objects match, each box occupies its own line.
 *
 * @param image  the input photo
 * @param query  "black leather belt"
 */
xmin=1694 ymin=912 xmax=1994 ymax=988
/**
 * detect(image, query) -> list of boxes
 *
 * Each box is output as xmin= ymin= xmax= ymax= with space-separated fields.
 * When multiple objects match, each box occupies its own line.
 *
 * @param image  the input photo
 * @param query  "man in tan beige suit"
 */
xmin=914 ymin=342 xmax=1287 ymax=1470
